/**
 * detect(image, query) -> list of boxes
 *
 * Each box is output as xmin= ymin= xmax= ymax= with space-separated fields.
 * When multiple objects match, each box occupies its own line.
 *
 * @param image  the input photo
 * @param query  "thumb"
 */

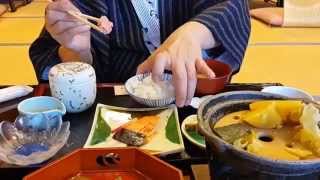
xmin=136 ymin=57 xmax=153 ymax=75
xmin=195 ymin=58 xmax=216 ymax=79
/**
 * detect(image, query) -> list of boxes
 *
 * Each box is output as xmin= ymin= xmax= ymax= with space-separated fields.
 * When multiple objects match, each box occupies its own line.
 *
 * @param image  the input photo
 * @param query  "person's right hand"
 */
xmin=45 ymin=0 xmax=91 ymax=54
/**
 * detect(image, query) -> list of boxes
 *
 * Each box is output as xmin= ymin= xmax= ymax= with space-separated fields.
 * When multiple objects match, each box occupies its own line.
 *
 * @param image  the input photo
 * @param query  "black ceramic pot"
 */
xmin=197 ymin=91 xmax=320 ymax=179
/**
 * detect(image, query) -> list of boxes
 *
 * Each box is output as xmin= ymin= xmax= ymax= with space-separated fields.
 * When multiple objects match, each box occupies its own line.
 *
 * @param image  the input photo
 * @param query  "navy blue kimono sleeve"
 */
xmin=191 ymin=0 xmax=251 ymax=73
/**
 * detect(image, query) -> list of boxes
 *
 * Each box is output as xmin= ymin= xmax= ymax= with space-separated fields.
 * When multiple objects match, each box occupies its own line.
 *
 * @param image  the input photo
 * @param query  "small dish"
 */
xmin=196 ymin=60 xmax=232 ymax=95
xmin=181 ymin=115 xmax=205 ymax=149
xmin=18 ymin=96 xmax=66 ymax=117
xmin=84 ymin=104 xmax=184 ymax=156
xmin=0 ymin=114 xmax=70 ymax=166
xmin=125 ymin=73 xmax=175 ymax=107
xmin=262 ymin=86 xmax=314 ymax=101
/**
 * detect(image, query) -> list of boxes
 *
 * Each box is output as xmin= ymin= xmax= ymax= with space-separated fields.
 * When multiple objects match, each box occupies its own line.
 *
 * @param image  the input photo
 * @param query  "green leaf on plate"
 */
xmin=90 ymin=108 xmax=111 ymax=145
xmin=186 ymin=130 xmax=205 ymax=145
xmin=165 ymin=112 xmax=180 ymax=144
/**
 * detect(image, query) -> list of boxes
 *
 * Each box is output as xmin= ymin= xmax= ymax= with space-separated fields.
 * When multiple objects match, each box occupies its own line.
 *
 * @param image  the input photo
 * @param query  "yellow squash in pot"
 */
xmin=242 ymin=100 xmax=304 ymax=129
xmin=295 ymin=104 xmax=320 ymax=156
xmin=250 ymin=100 xmax=304 ymax=124
xmin=242 ymin=102 xmax=283 ymax=129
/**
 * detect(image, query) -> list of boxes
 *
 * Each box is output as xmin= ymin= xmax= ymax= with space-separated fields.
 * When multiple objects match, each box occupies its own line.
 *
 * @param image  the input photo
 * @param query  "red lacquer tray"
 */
xmin=24 ymin=148 xmax=183 ymax=180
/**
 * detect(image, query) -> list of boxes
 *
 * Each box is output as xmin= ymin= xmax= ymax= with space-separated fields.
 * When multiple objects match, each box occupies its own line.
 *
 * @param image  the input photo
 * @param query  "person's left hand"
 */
xmin=137 ymin=22 xmax=216 ymax=107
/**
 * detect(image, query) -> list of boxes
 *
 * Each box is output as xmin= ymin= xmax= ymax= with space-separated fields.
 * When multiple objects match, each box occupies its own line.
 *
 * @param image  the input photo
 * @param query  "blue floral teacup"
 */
xmin=17 ymin=96 xmax=66 ymax=118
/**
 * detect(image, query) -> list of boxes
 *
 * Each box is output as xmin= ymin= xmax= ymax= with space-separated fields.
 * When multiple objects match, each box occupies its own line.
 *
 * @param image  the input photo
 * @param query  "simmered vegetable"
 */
xmin=242 ymin=102 xmax=283 ymax=129
xmin=250 ymin=100 xmax=303 ymax=124
xmin=295 ymin=104 xmax=320 ymax=155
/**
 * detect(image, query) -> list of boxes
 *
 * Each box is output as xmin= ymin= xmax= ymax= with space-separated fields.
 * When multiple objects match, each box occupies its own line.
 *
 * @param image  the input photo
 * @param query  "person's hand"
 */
xmin=45 ymin=0 xmax=91 ymax=55
xmin=250 ymin=8 xmax=283 ymax=26
xmin=137 ymin=22 xmax=216 ymax=107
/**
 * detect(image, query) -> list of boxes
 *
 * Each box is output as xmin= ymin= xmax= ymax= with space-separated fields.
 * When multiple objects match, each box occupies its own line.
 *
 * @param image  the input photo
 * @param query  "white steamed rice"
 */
xmin=131 ymin=76 xmax=175 ymax=99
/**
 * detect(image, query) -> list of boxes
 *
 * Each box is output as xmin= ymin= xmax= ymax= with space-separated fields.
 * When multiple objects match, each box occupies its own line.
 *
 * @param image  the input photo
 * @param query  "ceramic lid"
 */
xmin=49 ymin=62 xmax=96 ymax=85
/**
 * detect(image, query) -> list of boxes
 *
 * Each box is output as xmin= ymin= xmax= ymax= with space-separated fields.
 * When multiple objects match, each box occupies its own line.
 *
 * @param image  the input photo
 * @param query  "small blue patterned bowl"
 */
xmin=0 ymin=114 xmax=70 ymax=166
xmin=17 ymin=96 xmax=66 ymax=118
xmin=125 ymin=73 xmax=175 ymax=107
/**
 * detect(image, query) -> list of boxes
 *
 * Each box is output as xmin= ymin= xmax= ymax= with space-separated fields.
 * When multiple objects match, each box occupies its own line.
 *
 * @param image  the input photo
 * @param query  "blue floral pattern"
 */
xmin=49 ymin=62 xmax=96 ymax=113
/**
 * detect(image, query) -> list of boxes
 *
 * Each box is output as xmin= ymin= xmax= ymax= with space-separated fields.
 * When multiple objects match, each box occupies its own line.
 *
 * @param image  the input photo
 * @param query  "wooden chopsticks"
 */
xmin=46 ymin=0 xmax=107 ymax=34
xmin=67 ymin=10 xmax=106 ymax=34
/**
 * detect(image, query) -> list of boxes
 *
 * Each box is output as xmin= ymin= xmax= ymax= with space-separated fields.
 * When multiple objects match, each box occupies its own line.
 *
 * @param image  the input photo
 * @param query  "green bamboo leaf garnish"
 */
xmin=90 ymin=108 xmax=111 ymax=145
xmin=165 ymin=112 xmax=180 ymax=144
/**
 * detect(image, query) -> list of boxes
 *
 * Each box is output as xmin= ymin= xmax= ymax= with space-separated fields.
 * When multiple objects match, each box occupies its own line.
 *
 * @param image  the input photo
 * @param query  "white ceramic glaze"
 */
xmin=181 ymin=114 xmax=206 ymax=149
xmin=49 ymin=62 xmax=96 ymax=113
xmin=125 ymin=73 xmax=175 ymax=107
xmin=262 ymin=86 xmax=314 ymax=101
xmin=190 ymin=95 xmax=212 ymax=109
xmin=84 ymin=104 xmax=185 ymax=156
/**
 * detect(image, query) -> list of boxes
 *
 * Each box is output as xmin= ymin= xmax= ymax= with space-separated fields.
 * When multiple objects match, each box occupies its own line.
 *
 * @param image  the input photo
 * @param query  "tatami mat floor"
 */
xmin=0 ymin=1 xmax=45 ymax=85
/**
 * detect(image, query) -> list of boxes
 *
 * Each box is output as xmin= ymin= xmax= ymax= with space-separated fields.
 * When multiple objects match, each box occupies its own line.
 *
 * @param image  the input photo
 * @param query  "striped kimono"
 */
xmin=29 ymin=0 xmax=251 ymax=82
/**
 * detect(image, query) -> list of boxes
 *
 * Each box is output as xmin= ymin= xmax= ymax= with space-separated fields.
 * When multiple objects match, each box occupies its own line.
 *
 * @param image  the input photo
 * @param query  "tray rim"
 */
xmin=24 ymin=147 xmax=184 ymax=180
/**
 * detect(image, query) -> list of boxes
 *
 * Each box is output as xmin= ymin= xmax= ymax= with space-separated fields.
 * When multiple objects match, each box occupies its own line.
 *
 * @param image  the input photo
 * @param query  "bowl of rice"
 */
xmin=125 ymin=73 xmax=175 ymax=107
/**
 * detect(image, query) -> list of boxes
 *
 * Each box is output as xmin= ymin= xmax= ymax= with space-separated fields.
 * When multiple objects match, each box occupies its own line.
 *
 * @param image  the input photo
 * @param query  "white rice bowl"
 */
xmin=125 ymin=73 xmax=175 ymax=107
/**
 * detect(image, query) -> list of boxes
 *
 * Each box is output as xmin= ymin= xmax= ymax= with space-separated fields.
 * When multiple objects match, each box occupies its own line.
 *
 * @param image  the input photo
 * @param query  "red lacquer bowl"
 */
xmin=196 ymin=60 xmax=232 ymax=95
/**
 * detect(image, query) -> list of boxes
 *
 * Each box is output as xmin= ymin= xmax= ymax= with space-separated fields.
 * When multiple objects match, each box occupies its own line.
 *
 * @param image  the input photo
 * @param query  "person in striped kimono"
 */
xmin=29 ymin=0 xmax=251 ymax=107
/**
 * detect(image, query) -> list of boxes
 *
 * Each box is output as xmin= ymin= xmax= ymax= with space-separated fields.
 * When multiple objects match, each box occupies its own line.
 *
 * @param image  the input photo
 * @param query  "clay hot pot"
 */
xmin=197 ymin=91 xmax=320 ymax=179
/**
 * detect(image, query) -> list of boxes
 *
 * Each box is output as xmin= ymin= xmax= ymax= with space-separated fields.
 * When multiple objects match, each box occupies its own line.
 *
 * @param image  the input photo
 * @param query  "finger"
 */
xmin=196 ymin=59 xmax=216 ymax=79
xmin=137 ymin=49 xmax=166 ymax=74
xmin=172 ymin=62 xmax=188 ymax=107
xmin=47 ymin=0 xmax=79 ymax=12
xmin=136 ymin=58 xmax=153 ymax=75
xmin=57 ymin=25 xmax=90 ymax=44
xmin=185 ymin=62 xmax=197 ymax=106
xmin=151 ymin=52 xmax=169 ymax=82
xmin=52 ymin=21 xmax=86 ymax=35
xmin=46 ymin=10 xmax=79 ymax=28
xmin=64 ymin=24 xmax=90 ymax=37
